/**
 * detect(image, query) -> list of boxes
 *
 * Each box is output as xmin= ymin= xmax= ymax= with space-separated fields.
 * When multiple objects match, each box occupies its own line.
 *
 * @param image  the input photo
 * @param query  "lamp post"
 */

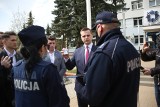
xmin=86 ymin=0 xmax=91 ymax=29
xmin=122 ymin=8 xmax=130 ymax=37
xmin=137 ymin=19 xmax=140 ymax=50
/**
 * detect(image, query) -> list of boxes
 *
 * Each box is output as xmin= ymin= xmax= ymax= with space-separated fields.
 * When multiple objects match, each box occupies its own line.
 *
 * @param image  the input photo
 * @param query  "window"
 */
xmin=157 ymin=0 xmax=160 ymax=5
xmin=149 ymin=0 xmax=156 ymax=6
xmin=133 ymin=17 xmax=143 ymax=26
xmin=149 ymin=0 xmax=160 ymax=6
xmin=119 ymin=20 xmax=123 ymax=28
xmin=131 ymin=0 xmax=143 ymax=10
xmin=134 ymin=35 xmax=144 ymax=44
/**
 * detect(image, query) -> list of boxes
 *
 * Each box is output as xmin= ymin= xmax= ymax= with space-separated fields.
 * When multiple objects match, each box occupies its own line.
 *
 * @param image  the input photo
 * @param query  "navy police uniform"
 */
xmin=12 ymin=25 xmax=70 ymax=107
xmin=13 ymin=60 xmax=69 ymax=107
xmin=79 ymin=28 xmax=140 ymax=107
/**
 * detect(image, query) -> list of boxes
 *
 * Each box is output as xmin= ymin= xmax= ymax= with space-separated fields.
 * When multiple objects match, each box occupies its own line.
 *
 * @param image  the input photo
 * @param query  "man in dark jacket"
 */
xmin=78 ymin=11 xmax=140 ymax=107
xmin=140 ymin=35 xmax=160 ymax=107
xmin=0 ymin=31 xmax=22 ymax=107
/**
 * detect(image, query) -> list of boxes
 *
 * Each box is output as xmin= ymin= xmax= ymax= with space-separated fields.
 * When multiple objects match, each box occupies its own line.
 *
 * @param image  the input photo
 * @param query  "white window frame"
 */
xmin=149 ymin=0 xmax=156 ymax=6
xmin=133 ymin=17 xmax=143 ymax=27
xmin=157 ymin=0 xmax=160 ymax=5
xmin=131 ymin=0 xmax=143 ymax=10
xmin=149 ymin=0 xmax=160 ymax=7
xmin=134 ymin=35 xmax=144 ymax=44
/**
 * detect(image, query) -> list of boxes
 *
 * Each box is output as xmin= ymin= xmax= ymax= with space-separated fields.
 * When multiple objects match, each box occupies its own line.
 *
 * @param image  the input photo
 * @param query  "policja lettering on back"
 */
xmin=14 ymin=64 xmax=40 ymax=91
xmin=127 ymin=57 xmax=141 ymax=72
xmin=14 ymin=79 xmax=39 ymax=91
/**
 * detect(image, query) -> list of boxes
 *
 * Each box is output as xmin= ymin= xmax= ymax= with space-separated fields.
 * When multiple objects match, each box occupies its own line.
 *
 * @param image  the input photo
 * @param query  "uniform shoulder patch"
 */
xmin=99 ymin=41 xmax=110 ymax=49
xmin=96 ymin=41 xmax=110 ymax=53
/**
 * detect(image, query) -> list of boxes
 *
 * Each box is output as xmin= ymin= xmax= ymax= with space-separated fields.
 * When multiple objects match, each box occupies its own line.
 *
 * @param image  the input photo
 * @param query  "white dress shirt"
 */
xmin=4 ymin=47 xmax=16 ymax=66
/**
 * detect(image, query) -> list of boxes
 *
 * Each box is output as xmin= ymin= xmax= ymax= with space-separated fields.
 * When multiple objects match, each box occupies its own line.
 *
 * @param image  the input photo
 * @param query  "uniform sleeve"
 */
xmin=79 ymin=53 xmax=113 ymax=106
xmin=42 ymin=64 xmax=70 ymax=107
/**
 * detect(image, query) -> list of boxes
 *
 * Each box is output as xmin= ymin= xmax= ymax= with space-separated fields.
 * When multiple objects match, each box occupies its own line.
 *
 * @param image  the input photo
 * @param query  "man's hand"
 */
xmin=63 ymin=54 xmax=69 ymax=59
xmin=1 ymin=56 xmax=11 ymax=68
xmin=61 ymin=48 xmax=69 ymax=59
xmin=142 ymin=68 xmax=151 ymax=75
xmin=142 ymin=42 xmax=150 ymax=53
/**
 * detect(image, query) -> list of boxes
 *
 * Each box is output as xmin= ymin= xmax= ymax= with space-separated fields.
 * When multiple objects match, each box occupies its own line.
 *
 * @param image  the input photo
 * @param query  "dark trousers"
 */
xmin=77 ymin=93 xmax=96 ymax=107
xmin=154 ymin=76 xmax=160 ymax=107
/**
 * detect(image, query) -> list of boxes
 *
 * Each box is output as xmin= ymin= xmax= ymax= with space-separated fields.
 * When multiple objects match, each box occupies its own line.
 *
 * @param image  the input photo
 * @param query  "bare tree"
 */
xmin=10 ymin=9 xmax=27 ymax=33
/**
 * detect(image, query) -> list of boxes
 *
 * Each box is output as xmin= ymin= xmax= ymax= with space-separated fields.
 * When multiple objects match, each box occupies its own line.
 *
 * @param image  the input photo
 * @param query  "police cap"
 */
xmin=92 ymin=11 xmax=120 ymax=30
xmin=18 ymin=25 xmax=46 ymax=46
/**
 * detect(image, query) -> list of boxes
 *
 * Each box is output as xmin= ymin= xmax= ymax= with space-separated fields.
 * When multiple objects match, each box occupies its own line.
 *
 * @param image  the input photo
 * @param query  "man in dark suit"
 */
xmin=0 ymin=31 xmax=22 ymax=107
xmin=63 ymin=27 xmax=96 ymax=107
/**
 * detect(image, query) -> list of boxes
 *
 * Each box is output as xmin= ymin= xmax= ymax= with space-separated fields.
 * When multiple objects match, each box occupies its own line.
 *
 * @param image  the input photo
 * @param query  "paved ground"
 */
xmin=65 ymin=60 xmax=157 ymax=107
xmin=65 ymin=79 xmax=78 ymax=107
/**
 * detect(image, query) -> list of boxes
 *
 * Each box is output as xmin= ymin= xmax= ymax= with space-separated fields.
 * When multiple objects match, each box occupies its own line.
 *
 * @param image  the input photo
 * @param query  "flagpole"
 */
xmin=86 ymin=0 xmax=91 ymax=29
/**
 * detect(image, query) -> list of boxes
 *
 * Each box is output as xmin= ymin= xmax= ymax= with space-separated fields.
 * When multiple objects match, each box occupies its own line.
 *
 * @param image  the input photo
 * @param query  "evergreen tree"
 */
xmin=26 ymin=11 xmax=34 ymax=27
xmin=46 ymin=24 xmax=51 ymax=36
xmin=91 ymin=0 xmax=125 ymax=24
xmin=23 ymin=24 xmax=26 ymax=29
xmin=51 ymin=0 xmax=125 ymax=47
xmin=51 ymin=0 xmax=74 ymax=48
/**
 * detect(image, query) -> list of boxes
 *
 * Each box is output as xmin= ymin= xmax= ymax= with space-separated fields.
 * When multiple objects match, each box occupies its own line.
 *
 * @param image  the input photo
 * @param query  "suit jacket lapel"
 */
xmin=15 ymin=53 xmax=22 ymax=62
xmin=54 ymin=51 xmax=57 ymax=64
xmin=1 ymin=50 xmax=7 ymax=56
xmin=80 ymin=46 xmax=85 ymax=66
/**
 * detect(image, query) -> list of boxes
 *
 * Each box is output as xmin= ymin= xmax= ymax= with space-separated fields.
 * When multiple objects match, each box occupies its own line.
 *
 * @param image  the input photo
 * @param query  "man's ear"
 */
xmin=2 ymin=38 xmax=5 ymax=44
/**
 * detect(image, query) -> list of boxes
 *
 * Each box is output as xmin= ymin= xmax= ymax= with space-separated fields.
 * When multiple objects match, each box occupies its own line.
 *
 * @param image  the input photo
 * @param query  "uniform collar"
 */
xmin=96 ymin=28 xmax=122 ymax=46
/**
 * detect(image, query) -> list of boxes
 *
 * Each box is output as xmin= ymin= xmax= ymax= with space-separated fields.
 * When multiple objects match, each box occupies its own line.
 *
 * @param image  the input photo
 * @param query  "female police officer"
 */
xmin=12 ymin=25 xmax=70 ymax=107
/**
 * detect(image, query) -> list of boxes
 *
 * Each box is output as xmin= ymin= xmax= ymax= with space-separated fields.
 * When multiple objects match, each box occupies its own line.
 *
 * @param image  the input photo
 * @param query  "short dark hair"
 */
xmin=80 ymin=27 xmax=92 ymax=34
xmin=80 ymin=27 xmax=91 ymax=32
xmin=2 ymin=31 xmax=16 ymax=39
xmin=47 ymin=36 xmax=56 ymax=41
xmin=0 ymin=32 xmax=3 ymax=34
xmin=0 ymin=32 xmax=3 ymax=39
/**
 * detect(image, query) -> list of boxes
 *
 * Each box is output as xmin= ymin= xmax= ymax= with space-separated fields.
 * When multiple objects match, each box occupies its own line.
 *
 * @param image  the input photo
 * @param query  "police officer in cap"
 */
xmin=78 ymin=11 xmax=140 ymax=107
xmin=12 ymin=25 xmax=70 ymax=107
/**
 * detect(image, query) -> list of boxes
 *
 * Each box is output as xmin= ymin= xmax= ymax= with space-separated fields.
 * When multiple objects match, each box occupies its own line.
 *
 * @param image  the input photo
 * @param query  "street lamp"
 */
xmin=122 ymin=8 xmax=130 ymax=37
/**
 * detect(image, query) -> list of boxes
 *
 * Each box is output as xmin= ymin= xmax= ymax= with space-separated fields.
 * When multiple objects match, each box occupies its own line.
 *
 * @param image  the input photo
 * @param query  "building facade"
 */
xmin=117 ymin=0 xmax=160 ymax=50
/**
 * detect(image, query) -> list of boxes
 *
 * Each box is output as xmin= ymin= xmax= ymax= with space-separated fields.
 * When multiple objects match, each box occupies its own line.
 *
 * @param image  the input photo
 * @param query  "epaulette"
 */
xmin=96 ymin=41 xmax=110 ymax=53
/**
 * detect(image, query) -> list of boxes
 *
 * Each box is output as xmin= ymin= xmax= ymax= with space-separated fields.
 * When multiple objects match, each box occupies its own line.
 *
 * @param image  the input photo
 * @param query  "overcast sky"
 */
xmin=0 ymin=0 xmax=55 ymax=32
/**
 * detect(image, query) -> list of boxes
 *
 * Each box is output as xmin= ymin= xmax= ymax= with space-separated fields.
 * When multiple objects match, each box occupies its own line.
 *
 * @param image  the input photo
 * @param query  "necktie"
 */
xmin=85 ymin=46 xmax=89 ymax=64
xmin=10 ymin=57 xmax=13 ymax=65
